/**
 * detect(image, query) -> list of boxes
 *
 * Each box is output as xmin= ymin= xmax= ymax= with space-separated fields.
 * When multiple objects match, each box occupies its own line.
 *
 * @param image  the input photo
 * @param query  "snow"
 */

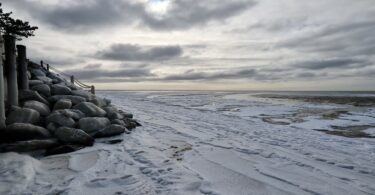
xmin=1 ymin=91 xmax=375 ymax=195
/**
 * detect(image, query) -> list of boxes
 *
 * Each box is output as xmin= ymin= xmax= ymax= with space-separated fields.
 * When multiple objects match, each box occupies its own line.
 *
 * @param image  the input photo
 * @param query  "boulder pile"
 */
xmin=0 ymin=62 xmax=140 ymax=155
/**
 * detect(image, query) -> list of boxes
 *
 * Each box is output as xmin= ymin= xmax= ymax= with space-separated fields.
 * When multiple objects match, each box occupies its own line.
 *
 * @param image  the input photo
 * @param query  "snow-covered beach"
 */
xmin=1 ymin=91 xmax=375 ymax=195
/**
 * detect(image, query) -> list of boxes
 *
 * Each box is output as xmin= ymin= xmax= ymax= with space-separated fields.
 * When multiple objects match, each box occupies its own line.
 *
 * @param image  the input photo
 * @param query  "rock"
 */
xmin=103 ymin=106 xmax=123 ymax=120
xmin=19 ymin=89 xmax=50 ymax=105
xmin=29 ymin=80 xmax=44 ymax=87
xmin=31 ymin=84 xmax=51 ymax=97
xmin=123 ymin=118 xmax=140 ymax=129
xmin=0 ymin=123 xmax=51 ymax=142
xmin=0 ymin=139 xmax=59 ymax=152
xmin=30 ymin=68 xmax=46 ymax=77
xmin=73 ymin=102 xmax=106 ymax=117
xmin=94 ymin=124 xmax=126 ymax=138
xmin=46 ymin=122 xmax=59 ymax=134
xmin=52 ymin=109 xmax=85 ymax=120
xmin=90 ymin=97 xmax=111 ymax=107
xmin=121 ymin=112 xmax=133 ymax=119
xmin=54 ymin=127 xmax=94 ymax=146
xmin=46 ymin=72 xmax=64 ymax=83
xmin=48 ymin=95 xmax=86 ymax=105
xmin=111 ymin=119 xmax=125 ymax=126
xmin=36 ymin=76 xmax=53 ymax=84
xmin=71 ymin=90 xmax=93 ymax=100
xmin=23 ymin=100 xmax=51 ymax=116
xmin=6 ymin=107 xmax=40 ymax=125
xmin=51 ymin=84 xmax=72 ymax=95
xmin=53 ymin=99 xmax=72 ymax=110
xmin=78 ymin=117 xmax=110 ymax=134
xmin=46 ymin=112 xmax=75 ymax=127
xmin=28 ymin=61 xmax=40 ymax=69
xmin=45 ymin=144 xmax=84 ymax=156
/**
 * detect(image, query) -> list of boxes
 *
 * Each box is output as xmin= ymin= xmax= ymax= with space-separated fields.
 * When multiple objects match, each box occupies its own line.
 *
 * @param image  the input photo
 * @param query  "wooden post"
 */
xmin=40 ymin=60 xmax=44 ymax=69
xmin=91 ymin=85 xmax=95 ymax=95
xmin=17 ymin=45 xmax=28 ymax=90
xmin=0 ymin=36 xmax=6 ymax=128
xmin=70 ymin=75 xmax=74 ymax=84
xmin=3 ymin=35 xmax=18 ymax=107
xmin=47 ymin=64 xmax=50 ymax=72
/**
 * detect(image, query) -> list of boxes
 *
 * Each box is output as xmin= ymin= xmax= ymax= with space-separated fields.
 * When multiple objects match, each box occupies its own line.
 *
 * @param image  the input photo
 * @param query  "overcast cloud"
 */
xmin=2 ymin=0 xmax=374 ymax=90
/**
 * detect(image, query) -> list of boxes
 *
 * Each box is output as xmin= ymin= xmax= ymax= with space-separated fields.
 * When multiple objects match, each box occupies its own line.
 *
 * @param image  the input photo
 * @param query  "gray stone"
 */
xmin=111 ymin=119 xmax=125 ymax=126
xmin=103 ymin=106 xmax=123 ymax=120
xmin=45 ymin=144 xmax=84 ymax=156
xmin=19 ymin=89 xmax=50 ymax=105
xmin=28 ymin=80 xmax=43 ymax=87
xmin=46 ymin=72 xmax=64 ymax=83
xmin=78 ymin=117 xmax=110 ymax=134
xmin=0 ymin=123 xmax=51 ymax=142
xmin=46 ymin=112 xmax=75 ymax=127
xmin=71 ymin=90 xmax=93 ymax=100
xmin=73 ymin=102 xmax=106 ymax=117
xmin=46 ymin=122 xmax=59 ymax=134
xmin=0 ymin=139 xmax=59 ymax=153
xmin=54 ymin=127 xmax=94 ymax=146
xmin=51 ymin=84 xmax=72 ymax=95
xmin=52 ymin=109 xmax=85 ymax=120
xmin=6 ymin=107 xmax=40 ymax=125
xmin=48 ymin=95 xmax=86 ymax=105
xmin=90 ymin=97 xmax=111 ymax=107
xmin=30 ymin=68 xmax=46 ymax=77
xmin=31 ymin=84 xmax=51 ymax=97
xmin=53 ymin=99 xmax=72 ymax=110
xmin=36 ymin=76 xmax=53 ymax=84
xmin=94 ymin=124 xmax=126 ymax=138
xmin=28 ymin=61 xmax=40 ymax=69
xmin=23 ymin=100 xmax=51 ymax=116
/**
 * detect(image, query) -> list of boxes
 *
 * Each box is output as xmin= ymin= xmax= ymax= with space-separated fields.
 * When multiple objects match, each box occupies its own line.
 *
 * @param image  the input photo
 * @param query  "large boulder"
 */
xmin=0 ymin=123 xmax=51 ymax=142
xmin=111 ymin=119 xmax=126 ymax=126
xmin=19 ymin=89 xmax=50 ymax=105
xmin=29 ymin=80 xmax=44 ymax=88
xmin=52 ymin=109 xmax=85 ymax=120
xmin=90 ymin=97 xmax=111 ymax=107
xmin=30 ymin=68 xmax=46 ymax=77
xmin=45 ymin=144 xmax=84 ymax=156
xmin=103 ymin=106 xmax=123 ymax=120
xmin=94 ymin=124 xmax=126 ymax=138
xmin=0 ymin=139 xmax=59 ymax=152
xmin=36 ymin=76 xmax=53 ymax=84
xmin=46 ymin=112 xmax=75 ymax=127
xmin=6 ymin=107 xmax=40 ymax=125
xmin=53 ymin=99 xmax=72 ymax=110
xmin=71 ymin=90 xmax=93 ymax=100
xmin=46 ymin=72 xmax=64 ymax=83
xmin=48 ymin=95 xmax=86 ymax=105
xmin=31 ymin=84 xmax=51 ymax=97
xmin=73 ymin=102 xmax=106 ymax=117
xmin=46 ymin=122 xmax=59 ymax=134
xmin=23 ymin=100 xmax=51 ymax=116
xmin=51 ymin=84 xmax=72 ymax=95
xmin=78 ymin=117 xmax=110 ymax=134
xmin=54 ymin=127 xmax=94 ymax=146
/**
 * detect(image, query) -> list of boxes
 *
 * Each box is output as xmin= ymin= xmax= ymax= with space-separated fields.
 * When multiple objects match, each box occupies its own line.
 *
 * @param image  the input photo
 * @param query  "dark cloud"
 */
xmin=293 ymin=58 xmax=370 ymax=70
xmin=64 ymin=65 xmax=154 ymax=80
xmin=277 ymin=20 xmax=375 ymax=58
xmin=3 ymin=0 xmax=256 ymax=32
xmin=162 ymin=69 xmax=257 ymax=81
xmin=96 ymin=44 xmax=183 ymax=61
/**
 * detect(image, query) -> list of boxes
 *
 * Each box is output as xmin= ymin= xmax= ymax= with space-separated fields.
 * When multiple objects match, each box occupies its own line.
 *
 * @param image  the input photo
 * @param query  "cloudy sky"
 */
xmin=2 ymin=0 xmax=375 ymax=90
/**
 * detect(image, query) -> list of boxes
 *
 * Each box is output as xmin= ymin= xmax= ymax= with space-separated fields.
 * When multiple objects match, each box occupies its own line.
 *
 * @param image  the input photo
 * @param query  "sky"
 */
xmin=2 ymin=0 xmax=375 ymax=91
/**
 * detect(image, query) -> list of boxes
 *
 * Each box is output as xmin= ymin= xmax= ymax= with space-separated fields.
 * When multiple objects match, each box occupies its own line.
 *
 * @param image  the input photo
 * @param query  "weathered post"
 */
xmin=70 ymin=75 xmax=74 ymax=84
xmin=0 ymin=36 xmax=6 ymax=128
xmin=40 ymin=60 xmax=44 ymax=69
xmin=47 ymin=64 xmax=50 ymax=72
xmin=3 ymin=35 xmax=18 ymax=107
xmin=17 ymin=45 xmax=28 ymax=90
xmin=91 ymin=85 xmax=95 ymax=95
